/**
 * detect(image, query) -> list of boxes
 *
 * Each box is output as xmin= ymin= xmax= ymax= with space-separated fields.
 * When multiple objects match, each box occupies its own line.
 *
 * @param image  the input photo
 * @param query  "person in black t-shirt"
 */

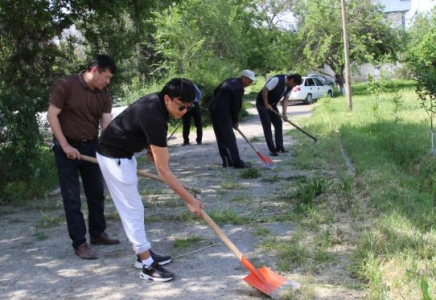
xmin=96 ymin=78 xmax=204 ymax=282
xmin=256 ymin=74 xmax=302 ymax=156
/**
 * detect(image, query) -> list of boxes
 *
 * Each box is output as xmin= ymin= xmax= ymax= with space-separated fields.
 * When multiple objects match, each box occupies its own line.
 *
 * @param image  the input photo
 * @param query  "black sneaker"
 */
xmin=135 ymin=250 xmax=172 ymax=269
xmin=140 ymin=262 xmax=174 ymax=282
xmin=269 ymin=151 xmax=279 ymax=157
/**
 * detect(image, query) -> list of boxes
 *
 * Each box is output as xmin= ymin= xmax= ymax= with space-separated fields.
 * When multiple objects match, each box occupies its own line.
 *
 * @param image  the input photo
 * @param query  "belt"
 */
xmin=66 ymin=137 xmax=97 ymax=146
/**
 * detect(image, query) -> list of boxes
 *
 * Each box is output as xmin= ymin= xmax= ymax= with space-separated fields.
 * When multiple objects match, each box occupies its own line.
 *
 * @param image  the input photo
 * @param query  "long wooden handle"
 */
xmin=201 ymin=210 xmax=243 ymax=260
xmin=272 ymin=110 xmax=318 ymax=142
xmin=166 ymin=120 xmax=183 ymax=142
xmin=235 ymin=128 xmax=259 ymax=153
xmin=81 ymin=154 xmax=201 ymax=194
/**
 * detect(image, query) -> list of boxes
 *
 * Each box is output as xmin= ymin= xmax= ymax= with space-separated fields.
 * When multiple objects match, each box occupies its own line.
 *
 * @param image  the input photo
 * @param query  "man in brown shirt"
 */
xmin=47 ymin=55 xmax=120 ymax=259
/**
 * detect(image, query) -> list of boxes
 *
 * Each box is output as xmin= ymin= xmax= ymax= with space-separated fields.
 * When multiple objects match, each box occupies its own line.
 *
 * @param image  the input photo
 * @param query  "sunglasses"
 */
xmin=173 ymin=98 xmax=195 ymax=111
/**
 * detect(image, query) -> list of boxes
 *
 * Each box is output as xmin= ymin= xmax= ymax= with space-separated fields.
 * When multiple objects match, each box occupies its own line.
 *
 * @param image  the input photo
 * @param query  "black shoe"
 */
xmin=140 ymin=262 xmax=174 ymax=282
xmin=276 ymin=148 xmax=289 ymax=153
xmin=135 ymin=250 xmax=172 ymax=268
xmin=182 ymin=141 xmax=190 ymax=146
xmin=233 ymin=161 xmax=251 ymax=169
xmin=269 ymin=151 xmax=279 ymax=157
xmin=196 ymin=139 xmax=202 ymax=145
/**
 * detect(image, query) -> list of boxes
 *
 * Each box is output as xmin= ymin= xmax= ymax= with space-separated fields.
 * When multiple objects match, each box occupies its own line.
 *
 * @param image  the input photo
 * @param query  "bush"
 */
xmin=0 ymin=147 xmax=58 ymax=204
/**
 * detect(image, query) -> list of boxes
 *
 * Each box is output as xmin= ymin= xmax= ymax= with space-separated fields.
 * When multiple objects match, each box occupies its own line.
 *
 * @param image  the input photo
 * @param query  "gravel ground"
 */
xmin=0 ymin=101 xmax=364 ymax=300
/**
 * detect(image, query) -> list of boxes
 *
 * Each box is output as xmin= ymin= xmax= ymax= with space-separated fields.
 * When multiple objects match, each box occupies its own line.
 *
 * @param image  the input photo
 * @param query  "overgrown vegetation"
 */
xmin=0 ymin=0 xmax=405 ymax=203
xmin=290 ymin=79 xmax=436 ymax=299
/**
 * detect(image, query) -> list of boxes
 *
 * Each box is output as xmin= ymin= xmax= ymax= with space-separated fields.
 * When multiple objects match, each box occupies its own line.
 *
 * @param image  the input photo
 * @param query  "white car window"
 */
xmin=313 ymin=78 xmax=323 ymax=86
xmin=306 ymin=78 xmax=316 ymax=86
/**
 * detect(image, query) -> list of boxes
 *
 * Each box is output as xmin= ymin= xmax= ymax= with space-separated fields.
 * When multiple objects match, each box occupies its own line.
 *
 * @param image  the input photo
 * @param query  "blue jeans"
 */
xmin=53 ymin=138 xmax=106 ymax=248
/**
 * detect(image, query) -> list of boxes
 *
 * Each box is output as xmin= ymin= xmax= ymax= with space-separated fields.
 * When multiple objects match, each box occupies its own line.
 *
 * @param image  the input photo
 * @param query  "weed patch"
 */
xmin=173 ymin=235 xmax=204 ymax=250
xmin=38 ymin=212 xmax=65 ymax=228
xmin=239 ymin=168 xmax=261 ymax=179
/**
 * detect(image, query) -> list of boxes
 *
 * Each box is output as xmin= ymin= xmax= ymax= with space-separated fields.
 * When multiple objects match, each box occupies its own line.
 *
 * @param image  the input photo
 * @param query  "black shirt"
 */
xmin=97 ymin=92 xmax=168 ymax=158
xmin=209 ymin=78 xmax=244 ymax=124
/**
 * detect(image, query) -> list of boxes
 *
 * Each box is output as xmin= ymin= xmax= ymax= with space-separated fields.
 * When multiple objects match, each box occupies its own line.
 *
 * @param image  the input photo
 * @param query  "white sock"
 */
xmin=142 ymin=256 xmax=154 ymax=268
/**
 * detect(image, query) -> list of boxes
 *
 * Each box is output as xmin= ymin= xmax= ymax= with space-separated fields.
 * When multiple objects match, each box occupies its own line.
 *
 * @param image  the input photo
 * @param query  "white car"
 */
xmin=307 ymin=74 xmax=335 ymax=86
xmin=289 ymin=77 xmax=333 ymax=104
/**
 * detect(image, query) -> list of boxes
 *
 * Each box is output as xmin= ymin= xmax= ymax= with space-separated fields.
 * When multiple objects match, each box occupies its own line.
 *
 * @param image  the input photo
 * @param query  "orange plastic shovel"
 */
xmin=235 ymin=128 xmax=275 ymax=169
xmin=201 ymin=210 xmax=300 ymax=298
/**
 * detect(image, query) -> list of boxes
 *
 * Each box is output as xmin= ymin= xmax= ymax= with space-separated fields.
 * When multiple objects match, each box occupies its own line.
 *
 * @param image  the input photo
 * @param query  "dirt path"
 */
xmin=0 ymin=101 xmax=363 ymax=300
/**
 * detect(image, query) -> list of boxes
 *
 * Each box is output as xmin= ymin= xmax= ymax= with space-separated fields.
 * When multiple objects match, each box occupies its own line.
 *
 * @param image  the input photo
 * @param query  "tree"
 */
xmin=152 ymin=0 xmax=256 ymax=75
xmin=407 ymin=9 xmax=436 ymax=153
xmin=152 ymin=0 xmax=260 ymax=111
xmin=248 ymin=0 xmax=299 ymax=73
xmin=0 ymin=0 xmax=77 ymax=196
xmin=0 ymin=0 xmax=176 ymax=199
xmin=293 ymin=0 xmax=403 ymax=91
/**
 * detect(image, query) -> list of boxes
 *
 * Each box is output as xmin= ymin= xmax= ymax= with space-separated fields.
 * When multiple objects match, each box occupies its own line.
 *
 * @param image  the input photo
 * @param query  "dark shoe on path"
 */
xmin=234 ymin=161 xmax=251 ymax=169
xmin=182 ymin=141 xmax=190 ymax=146
xmin=90 ymin=232 xmax=120 ymax=245
xmin=276 ymin=148 xmax=289 ymax=153
xmin=135 ymin=250 xmax=172 ymax=268
xmin=269 ymin=151 xmax=279 ymax=157
xmin=74 ymin=243 xmax=98 ymax=259
xmin=140 ymin=262 xmax=174 ymax=282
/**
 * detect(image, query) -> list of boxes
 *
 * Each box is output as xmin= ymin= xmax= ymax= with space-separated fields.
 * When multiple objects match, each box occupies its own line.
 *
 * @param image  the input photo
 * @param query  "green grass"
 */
xmin=208 ymin=209 xmax=250 ymax=225
xmin=239 ymin=168 xmax=261 ymax=179
xmin=34 ymin=231 xmax=48 ymax=241
xmin=173 ymin=235 xmax=204 ymax=250
xmin=38 ymin=212 xmax=65 ymax=228
xmin=258 ymin=229 xmax=335 ymax=273
xmin=291 ymin=79 xmax=436 ymax=299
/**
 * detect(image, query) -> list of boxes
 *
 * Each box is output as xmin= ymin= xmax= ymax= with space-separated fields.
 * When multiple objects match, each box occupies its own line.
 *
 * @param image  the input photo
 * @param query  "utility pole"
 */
xmin=340 ymin=0 xmax=353 ymax=111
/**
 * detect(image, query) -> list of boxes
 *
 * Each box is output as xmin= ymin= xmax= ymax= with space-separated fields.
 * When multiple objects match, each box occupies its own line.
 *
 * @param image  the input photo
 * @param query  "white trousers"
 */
xmin=96 ymin=153 xmax=151 ymax=254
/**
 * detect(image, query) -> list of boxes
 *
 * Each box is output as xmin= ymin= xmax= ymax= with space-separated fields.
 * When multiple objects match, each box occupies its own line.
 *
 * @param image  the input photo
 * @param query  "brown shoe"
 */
xmin=74 ymin=243 xmax=98 ymax=259
xmin=90 ymin=232 xmax=120 ymax=245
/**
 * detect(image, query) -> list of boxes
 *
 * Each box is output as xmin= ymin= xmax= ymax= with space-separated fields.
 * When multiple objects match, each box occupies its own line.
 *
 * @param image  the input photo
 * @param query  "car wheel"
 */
xmin=305 ymin=94 xmax=313 ymax=104
xmin=327 ymin=90 xmax=333 ymax=97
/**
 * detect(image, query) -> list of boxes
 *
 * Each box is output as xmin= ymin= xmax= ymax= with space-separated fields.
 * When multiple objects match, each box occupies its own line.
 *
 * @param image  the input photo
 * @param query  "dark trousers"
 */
xmin=210 ymin=113 xmax=242 ymax=165
xmin=256 ymin=104 xmax=283 ymax=152
xmin=182 ymin=102 xmax=202 ymax=144
xmin=53 ymin=138 xmax=106 ymax=248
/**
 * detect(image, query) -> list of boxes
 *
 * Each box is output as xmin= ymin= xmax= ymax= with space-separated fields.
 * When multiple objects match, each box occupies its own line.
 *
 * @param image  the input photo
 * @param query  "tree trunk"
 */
xmin=335 ymin=73 xmax=346 ymax=95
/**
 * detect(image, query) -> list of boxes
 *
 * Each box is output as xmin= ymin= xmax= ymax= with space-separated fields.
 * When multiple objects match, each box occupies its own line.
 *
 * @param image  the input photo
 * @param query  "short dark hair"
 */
xmin=160 ymin=78 xmax=196 ymax=103
xmin=287 ymin=74 xmax=302 ymax=85
xmin=86 ymin=54 xmax=117 ymax=74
